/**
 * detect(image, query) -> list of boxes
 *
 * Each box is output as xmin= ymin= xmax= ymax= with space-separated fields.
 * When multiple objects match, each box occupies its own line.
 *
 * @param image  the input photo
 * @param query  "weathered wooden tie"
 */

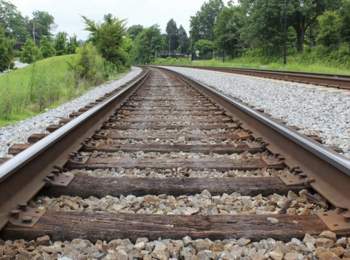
xmin=2 ymin=212 xmax=335 ymax=242
xmin=82 ymin=143 xmax=264 ymax=154
xmin=43 ymin=176 xmax=306 ymax=198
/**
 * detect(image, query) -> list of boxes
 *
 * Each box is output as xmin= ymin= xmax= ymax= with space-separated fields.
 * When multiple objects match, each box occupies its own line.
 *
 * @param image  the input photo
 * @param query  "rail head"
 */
xmin=0 ymin=70 xmax=148 ymax=183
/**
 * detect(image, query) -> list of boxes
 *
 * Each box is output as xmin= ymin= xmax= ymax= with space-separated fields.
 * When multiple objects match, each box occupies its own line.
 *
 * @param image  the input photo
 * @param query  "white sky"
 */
xmin=10 ymin=0 xmax=229 ymax=40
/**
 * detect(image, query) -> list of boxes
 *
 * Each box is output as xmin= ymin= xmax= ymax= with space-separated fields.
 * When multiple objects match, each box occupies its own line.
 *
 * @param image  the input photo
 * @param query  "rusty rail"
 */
xmin=159 ymin=66 xmax=350 ymax=231
xmin=0 ymin=70 xmax=150 ymax=230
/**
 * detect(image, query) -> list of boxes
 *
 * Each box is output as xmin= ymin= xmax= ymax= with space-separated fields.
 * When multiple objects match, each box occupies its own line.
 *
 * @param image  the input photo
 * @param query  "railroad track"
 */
xmin=169 ymin=65 xmax=350 ymax=90
xmin=0 ymin=67 xmax=350 ymax=257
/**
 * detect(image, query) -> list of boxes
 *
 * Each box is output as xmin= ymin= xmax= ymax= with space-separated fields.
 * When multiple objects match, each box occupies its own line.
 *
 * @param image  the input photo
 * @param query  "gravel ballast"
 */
xmin=162 ymin=66 xmax=350 ymax=158
xmin=34 ymin=189 xmax=327 ymax=216
xmin=1 ymin=232 xmax=349 ymax=259
xmin=0 ymin=67 xmax=142 ymax=158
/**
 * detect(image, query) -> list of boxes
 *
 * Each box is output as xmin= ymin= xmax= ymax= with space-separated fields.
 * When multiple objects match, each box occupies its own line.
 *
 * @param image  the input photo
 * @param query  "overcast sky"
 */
xmin=10 ymin=0 xmax=229 ymax=40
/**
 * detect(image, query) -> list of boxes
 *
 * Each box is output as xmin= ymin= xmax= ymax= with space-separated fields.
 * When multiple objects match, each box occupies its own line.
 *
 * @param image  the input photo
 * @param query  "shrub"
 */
xmin=73 ymin=43 xmax=114 ymax=85
xmin=0 ymin=26 xmax=14 ymax=71
xmin=40 ymin=37 xmax=56 ymax=58
xmin=20 ymin=39 xmax=42 ymax=63
xmin=194 ymin=39 xmax=215 ymax=58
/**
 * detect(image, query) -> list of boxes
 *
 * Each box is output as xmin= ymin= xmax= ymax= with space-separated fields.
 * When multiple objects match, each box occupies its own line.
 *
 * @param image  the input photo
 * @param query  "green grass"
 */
xmin=0 ymin=55 xmax=127 ymax=127
xmin=154 ymin=55 xmax=350 ymax=76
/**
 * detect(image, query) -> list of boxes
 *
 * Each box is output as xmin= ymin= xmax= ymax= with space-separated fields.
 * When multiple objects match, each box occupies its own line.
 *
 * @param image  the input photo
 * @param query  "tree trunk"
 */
xmin=294 ymin=24 xmax=305 ymax=53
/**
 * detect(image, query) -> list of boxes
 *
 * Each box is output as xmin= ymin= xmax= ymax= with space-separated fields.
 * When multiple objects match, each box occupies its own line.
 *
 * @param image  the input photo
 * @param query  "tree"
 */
xmin=127 ymin=25 xmax=143 ymax=40
xmin=0 ymin=0 xmax=28 ymax=47
xmin=40 ymin=36 xmax=55 ymax=58
xmin=83 ymin=14 xmax=127 ymax=66
xmin=289 ymin=0 xmax=341 ymax=52
xmin=317 ymin=11 xmax=342 ymax=47
xmin=28 ymin=11 xmax=55 ymax=44
xmin=194 ymin=39 xmax=215 ymax=58
xmin=240 ymin=0 xmax=288 ymax=56
xmin=20 ymin=39 xmax=42 ymax=63
xmin=190 ymin=0 xmax=224 ymax=43
xmin=166 ymin=19 xmax=178 ymax=53
xmin=339 ymin=0 xmax=350 ymax=45
xmin=66 ymin=35 xmax=79 ymax=54
xmin=54 ymin=32 xmax=68 ymax=55
xmin=131 ymin=25 xmax=163 ymax=64
xmin=214 ymin=5 xmax=244 ymax=58
xmin=0 ymin=25 xmax=13 ymax=71
xmin=177 ymin=26 xmax=190 ymax=54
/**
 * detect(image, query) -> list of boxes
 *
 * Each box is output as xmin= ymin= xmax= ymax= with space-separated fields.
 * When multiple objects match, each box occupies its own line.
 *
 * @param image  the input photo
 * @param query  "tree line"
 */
xmin=2 ymin=0 xmax=349 ymax=69
xmin=189 ymin=0 xmax=350 ymax=62
xmin=0 ymin=0 xmax=80 ymax=71
xmin=126 ymin=0 xmax=350 ymax=64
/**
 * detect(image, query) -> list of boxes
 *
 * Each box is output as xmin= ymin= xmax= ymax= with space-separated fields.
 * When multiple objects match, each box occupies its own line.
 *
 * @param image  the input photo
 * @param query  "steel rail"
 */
xmin=0 ymin=69 xmax=150 ymax=229
xmin=166 ymin=65 xmax=350 ymax=90
xmin=157 ymin=66 xmax=350 ymax=212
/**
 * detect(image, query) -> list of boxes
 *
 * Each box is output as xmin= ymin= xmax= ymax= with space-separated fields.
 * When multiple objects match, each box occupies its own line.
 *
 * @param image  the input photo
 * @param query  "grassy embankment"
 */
xmin=154 ymin=53 xmax=350 ymax=76
xmin=0 ymin=55 xmax=127 ymax=126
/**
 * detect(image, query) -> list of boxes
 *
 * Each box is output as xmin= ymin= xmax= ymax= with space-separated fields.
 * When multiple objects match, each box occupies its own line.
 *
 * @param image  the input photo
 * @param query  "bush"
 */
xmin=83 ymin=14 xmax=129 ymax=66
xmin=0 ymin=26 xmax=14 ymax=72
xmin=40 ymin=37 xmax=56 ymax=58
xmin=194 ymin=39 xmax=215 ymax=58
xmin=153 ymin=57 xmax=191 ymax=65
xmin=20 ymin=39 xmax=42 ymax=63
xmin=73 ymin=43 xmax=120 ymax=86
xmin=317 ymin=11 xmax=342 ymax=48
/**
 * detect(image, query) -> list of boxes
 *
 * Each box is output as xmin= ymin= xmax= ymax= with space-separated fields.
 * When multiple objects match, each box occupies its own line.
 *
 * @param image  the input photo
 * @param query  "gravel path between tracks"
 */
xmin=1 ymin=232 xmax=348 ymax=259
xmin=34 ymin=189 xmax=327 ymax=216
xmin=0 ymin=67 xmax=142 ymax=158
xmin=67 ymin=168 xmax=289 ymax=178
xmin=162 ymin=66 xmax=350 ymax=159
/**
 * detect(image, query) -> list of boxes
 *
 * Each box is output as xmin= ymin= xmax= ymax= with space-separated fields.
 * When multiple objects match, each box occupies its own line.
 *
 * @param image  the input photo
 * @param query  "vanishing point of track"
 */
xmin=0 ymin=67 xmax=350 ymax=242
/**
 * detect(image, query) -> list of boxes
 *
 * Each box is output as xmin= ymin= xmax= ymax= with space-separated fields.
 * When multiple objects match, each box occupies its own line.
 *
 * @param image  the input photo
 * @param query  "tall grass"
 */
xmin=153 ymin=48 xmax=350 ymax=76
xmin=0 ymin=52 xmax=127 ymax=126
xmin=0 ymin=55 xmax=77 ymax=122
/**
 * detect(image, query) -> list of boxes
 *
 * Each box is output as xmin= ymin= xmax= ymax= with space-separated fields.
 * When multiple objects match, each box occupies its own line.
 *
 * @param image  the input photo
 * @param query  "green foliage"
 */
xmin=339 ymin=0 xmax=350 ymax=45
xmin=153 ymin=57 xmax=191 ymax=66
xmin=40 ymin=36 xmax=55 ymax=58
xmin=0 ymin=0 xmax=28 ymax=47
xmin=20 ymin=39 xmax=42 ymax=63
xmin=154 ymin=47 xmax=350 ymax=75
xmin=166 ymin=19 xmax=178 ymax=52
xmin=131 ymin=25 xmax=163 ymax=64
xmin=0 ymin=53 xmax=125 ymax=124
xmin=317 ymin=11 xmax=342 ymax=47
xmin=66 ymin=35 xmax=79 ymax=54
xmin=190 ymin=0 xmax=224 ymax=43
xmin=177 ymin=26 xmax=190 ymax=54
xmin=54 ymin=32 xmax=68 ymax=56
xmin=240 ymin=0 xmax=286 ymax=56
xmin=73 ymin=43 xmax=106 ymax=84
xmin=83 ymin=14 xmax=128 ymax=67
xmin=127 ymin=25 xmax=143 ymax=40
xmin=214 ymin=5 xmax=243 ymax=58
xmin=29 ymin=11 xmax=55 ymax=44
xmin=0 ymin=55 xmax=76 ymax=120
xmin=194 ymin=39 xmax=215 ymax=58
xmin=0 ymin=25 xmax=14 ymax=71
